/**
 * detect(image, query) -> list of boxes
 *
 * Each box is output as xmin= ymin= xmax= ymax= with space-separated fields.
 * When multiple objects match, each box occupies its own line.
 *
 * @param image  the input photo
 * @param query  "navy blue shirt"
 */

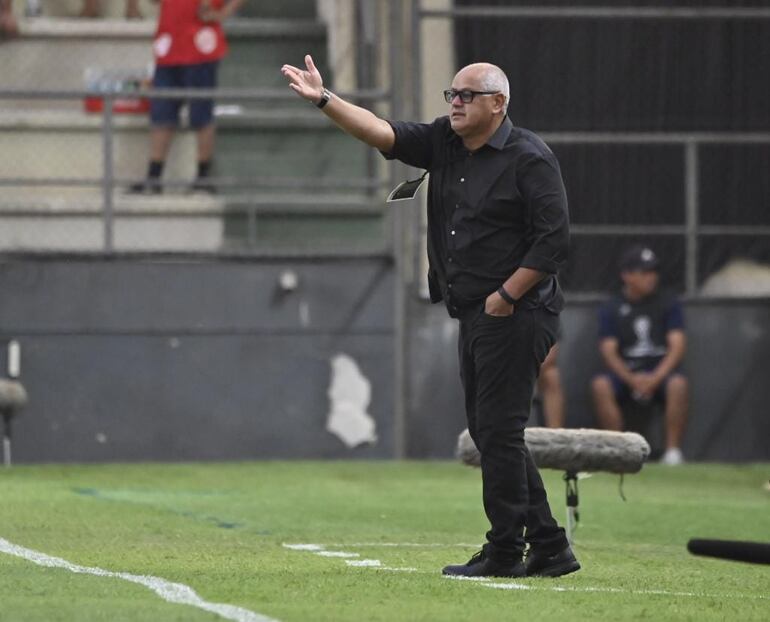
xmin=382 ymin=115 xmax=570 ymax=317
xmin=598 ymin=290 xmax=685 ymax=371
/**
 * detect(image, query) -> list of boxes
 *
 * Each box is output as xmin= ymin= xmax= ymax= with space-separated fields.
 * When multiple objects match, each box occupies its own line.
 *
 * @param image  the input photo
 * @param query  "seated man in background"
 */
xmin=531 ymin=343 xmax=565 ymax=428
xmin=591 ymin=245 xmax=688 ymax=465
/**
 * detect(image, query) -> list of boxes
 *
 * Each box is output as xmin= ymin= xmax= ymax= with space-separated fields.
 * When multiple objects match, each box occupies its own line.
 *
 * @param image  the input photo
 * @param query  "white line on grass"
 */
xmin=345 ymin=559 xmax=382 ymax=567
xmin=329 ymin=542 xmax=481 ymax=548
xmin=282 ymin=543 xmax=324 ymax=551
xmin=283 ymin=543 xmax=767 ymax=601
xmin=445 ymin=576 xmax=769 ymax=600
xmin=0 ymin=537 xmax=279 ymax=622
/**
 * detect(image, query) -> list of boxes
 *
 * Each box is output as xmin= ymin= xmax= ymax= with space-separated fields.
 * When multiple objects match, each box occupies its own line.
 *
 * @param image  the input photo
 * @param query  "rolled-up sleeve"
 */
xmin=517 ymin=157 xmax=570 ymax=274
xmin=380 ymin=120 xmax=436 ymax=170
xmin=598 ymin=303 xmax=617 ymax=339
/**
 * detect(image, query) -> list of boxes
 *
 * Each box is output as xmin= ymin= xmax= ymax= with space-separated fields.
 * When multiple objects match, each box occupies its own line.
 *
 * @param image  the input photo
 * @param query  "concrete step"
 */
xmin=237 ymin=0 xmax=317 ymax=19
xmin=16 ymin=0 xmax=317 ymax=19
xmin=0 ymin=108 xmax=372 ymax=183
xmin=0 ymin=192 xmax=225 ymax=252
xmin=222 ymin=212 xmax=388 ymax=253
xmin=0 ymin=191 xmax=388 ymax=253
xmin=0 ymin=17 xmax=327 ymax=93
xmin=220 ymin=193 xmax=388 ymax=251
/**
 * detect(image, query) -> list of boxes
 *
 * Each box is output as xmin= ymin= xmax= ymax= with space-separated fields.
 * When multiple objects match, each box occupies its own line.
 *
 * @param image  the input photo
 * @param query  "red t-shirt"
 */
xmin=153 ymin=0 xmax=228 ymax=66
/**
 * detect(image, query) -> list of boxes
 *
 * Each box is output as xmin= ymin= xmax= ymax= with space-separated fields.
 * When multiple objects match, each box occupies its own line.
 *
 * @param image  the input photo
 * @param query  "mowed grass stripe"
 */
xmin=0 ymin=461 xmax=768 ymax=621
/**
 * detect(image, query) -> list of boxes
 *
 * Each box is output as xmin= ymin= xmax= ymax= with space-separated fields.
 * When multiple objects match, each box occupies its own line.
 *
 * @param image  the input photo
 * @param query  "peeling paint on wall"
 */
xmin=326 ymin=353 xmax=377 ymax=448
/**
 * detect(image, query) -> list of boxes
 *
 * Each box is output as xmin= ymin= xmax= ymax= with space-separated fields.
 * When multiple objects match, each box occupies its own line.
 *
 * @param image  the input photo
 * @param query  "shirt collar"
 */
xmin=448 ymin=115 xmax=513 ymax=151
xmin=486 ymin=116 xmax=513 ymax=150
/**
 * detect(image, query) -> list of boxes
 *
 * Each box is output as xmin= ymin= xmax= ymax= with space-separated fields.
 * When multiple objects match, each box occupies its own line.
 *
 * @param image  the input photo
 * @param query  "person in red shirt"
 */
xmin=131 ymin=0 xmax=244 ymax=194
xmin=0 ymin=0 xmax=18 ymax=38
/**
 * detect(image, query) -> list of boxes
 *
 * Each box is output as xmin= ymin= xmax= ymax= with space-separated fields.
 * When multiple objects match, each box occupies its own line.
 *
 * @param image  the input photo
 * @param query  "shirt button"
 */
xmin=455 ymin=203 xmax=459 ymax=209
xmin=448 ymin=283 xmax=453 ymax=289
xmin=448 ymin=257 xmax=453 ymax=263
xmin=460 ymin=178 xmax=465 ymax=183
xmin=451 ymin=230 xmax=456 ymax=235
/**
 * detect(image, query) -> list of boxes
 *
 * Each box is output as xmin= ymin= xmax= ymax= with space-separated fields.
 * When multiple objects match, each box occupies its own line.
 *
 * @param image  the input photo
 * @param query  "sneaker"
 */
xmin=661 ymin=447 xmax=684 ymax=466
xmin=442 ymin=550 xmax=526 ymax=578
xmin=126 ymin=180 xmax=162 ymax=195
xmin=188 ymin=178 xmax=216 ymax=195
xmin=524 ymin=545 xmax=580 ymax=577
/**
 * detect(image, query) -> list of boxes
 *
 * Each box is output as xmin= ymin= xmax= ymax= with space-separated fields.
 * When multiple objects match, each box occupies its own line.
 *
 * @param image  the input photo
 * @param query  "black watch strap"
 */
xmin=316 ymin=88 xmax=332 ymax=109
xmin=497 ymin=286 xmax=517 ymax=305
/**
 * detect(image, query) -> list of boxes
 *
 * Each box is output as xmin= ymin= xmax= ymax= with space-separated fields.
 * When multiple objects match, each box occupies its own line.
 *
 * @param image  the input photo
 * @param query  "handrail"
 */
xmin=0 ymin=87 xmax=390 ymax=102
xmin=421 ymin=6 xmax=770 ymax=20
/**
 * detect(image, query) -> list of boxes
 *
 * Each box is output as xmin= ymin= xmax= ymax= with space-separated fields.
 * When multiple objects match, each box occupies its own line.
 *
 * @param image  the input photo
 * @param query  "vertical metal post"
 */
xmin=247 ymin=206 xmax=257 ymax=249
xmin=357 ymin=0 xmax=378 ymax=198
xmin=409 ymin=1 xmax=427 ymax=295
xmin=411 ymin=0 xmax=422 ymax=122
xmin=564 ymin=472 xmax=579 ymax=544
xmin=102 ymin=94 xmax=115 ymax=252
xmin=2 ymin=414 xmax=11 ymax=467
xmin=390 ymin=1 xmax=407 ymax=460
xmin=684 ymin=142 xmax=699 ymax=296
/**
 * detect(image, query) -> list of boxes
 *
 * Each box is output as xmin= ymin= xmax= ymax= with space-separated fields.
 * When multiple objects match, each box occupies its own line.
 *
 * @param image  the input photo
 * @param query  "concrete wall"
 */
xmin=1 ymin=259 xmax=768 ymax=463
xmin=0 ymin=258 xmax=394 ymax=462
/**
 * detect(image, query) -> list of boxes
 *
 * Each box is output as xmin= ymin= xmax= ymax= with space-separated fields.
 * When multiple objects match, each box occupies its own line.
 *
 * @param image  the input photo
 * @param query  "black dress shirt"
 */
xmin=383 ymin=115 xmax=569 ymax=317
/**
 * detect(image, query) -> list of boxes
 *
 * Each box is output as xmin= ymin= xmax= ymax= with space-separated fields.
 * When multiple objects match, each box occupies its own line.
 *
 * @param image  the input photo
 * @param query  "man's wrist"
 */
xmin=316 ymin=88 xmax=332 ymax=109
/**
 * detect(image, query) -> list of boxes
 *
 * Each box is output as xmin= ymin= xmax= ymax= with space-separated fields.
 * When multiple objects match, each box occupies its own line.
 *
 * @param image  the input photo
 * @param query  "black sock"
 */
xmin=197 ymin=161 xmax=211 ymax=179
xmin=148 ymin=160 xmax=164 ymax=179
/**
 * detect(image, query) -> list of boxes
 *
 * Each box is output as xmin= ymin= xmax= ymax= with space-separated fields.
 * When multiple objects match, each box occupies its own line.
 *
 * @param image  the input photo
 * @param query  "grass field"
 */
xmin=1 ymin=461 xmax=768 ymax=621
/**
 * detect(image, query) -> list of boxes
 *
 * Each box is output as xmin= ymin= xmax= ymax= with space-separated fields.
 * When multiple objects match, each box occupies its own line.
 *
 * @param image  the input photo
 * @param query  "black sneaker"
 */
xmin=524 ymin=545 xmax=581 ymax=578
xmin=442 ymin=550 xmax=526 ymax=578
xmin=188 ymin=178 xmax=216 ymax=195
xmin=127 ymin=180 xmax=162 ymax=195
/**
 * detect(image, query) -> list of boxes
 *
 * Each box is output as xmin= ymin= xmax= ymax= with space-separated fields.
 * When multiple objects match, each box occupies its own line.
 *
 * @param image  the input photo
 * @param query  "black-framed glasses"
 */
xmin=443 ymin=89 xmax=500 ymax=103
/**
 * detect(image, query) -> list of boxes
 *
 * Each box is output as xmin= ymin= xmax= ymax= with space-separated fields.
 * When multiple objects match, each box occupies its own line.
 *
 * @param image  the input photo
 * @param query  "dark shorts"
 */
xmin=150 ymin=62 xmax=219 ymax=129
xmin=597 ymin=368 xmax=684 ymax=405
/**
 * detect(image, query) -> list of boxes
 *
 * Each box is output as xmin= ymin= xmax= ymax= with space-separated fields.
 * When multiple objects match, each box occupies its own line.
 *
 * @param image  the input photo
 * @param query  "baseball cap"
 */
xmin=619 ymin=245 xmax=659 ymax=272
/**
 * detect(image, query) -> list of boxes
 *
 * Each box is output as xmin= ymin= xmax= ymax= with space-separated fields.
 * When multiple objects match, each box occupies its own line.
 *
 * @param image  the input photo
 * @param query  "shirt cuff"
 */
xmin=378 ymin=120 xmax=399 ymax=160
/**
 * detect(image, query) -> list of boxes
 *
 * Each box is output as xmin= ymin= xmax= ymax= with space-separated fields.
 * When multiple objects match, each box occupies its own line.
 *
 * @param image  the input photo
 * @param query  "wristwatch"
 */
xmin=316 ymin=88 xmax=332 ymax=109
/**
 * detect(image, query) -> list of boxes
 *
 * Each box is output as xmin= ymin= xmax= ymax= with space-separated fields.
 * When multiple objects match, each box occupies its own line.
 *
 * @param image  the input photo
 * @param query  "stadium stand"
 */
xmin=0 ymin=0 xmax=385 ymax=254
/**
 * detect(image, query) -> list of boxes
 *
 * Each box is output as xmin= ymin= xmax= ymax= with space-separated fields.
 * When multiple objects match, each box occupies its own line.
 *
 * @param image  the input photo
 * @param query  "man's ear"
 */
xmin=493 ymin=93 xmax=506 ymax=114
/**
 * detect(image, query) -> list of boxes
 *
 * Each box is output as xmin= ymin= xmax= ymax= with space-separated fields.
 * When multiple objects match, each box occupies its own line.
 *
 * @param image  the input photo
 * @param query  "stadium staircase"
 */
xmin=0 ymin=0 xmax=386 ymax=254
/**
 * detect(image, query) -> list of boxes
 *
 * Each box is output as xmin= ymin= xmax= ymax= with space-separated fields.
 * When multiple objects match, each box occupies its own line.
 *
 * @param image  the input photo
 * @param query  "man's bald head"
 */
xmin=455 ymin=63 xmax=509 ymax=113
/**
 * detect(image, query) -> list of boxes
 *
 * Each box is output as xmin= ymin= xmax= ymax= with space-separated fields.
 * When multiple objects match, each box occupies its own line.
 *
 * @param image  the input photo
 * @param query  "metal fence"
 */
xmin=2 ymin=2 xmax=769 ymax=299
xmin=414 ymin=2 xmax=770 ymax=299
xmin=0 ymin=86 xmax=398 ymax=258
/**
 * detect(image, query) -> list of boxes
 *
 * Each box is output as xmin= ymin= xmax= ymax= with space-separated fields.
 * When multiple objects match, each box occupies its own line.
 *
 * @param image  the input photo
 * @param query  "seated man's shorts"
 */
xmin=597 ymin=368 xmax=684 ymax=405
xmin=150 ymin=61 xmax=219 ymax=129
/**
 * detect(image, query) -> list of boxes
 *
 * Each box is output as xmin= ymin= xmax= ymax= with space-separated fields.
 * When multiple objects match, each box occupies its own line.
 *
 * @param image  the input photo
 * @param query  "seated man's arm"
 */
xmin=599 ymin=337 xmax=635 ymax=386
xmin=282 ymin=55 xmax=395 ymax=153
xmin=649 ymin=329 xmax=686 ymax=386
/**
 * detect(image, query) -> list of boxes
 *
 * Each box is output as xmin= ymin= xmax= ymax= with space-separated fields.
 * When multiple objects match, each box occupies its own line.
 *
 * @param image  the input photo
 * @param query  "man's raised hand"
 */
xmin=281 ymin=55 xmax=324 ymax=104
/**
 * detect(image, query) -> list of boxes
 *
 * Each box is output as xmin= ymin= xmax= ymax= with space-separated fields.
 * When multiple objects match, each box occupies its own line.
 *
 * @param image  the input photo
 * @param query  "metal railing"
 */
xmin=0 ymin=86 xmax=395 ymax=256
xmin=541 ymin=131 xmax=770 ymax=297
xmin=413 ymin=3 xmax=770 ymax=299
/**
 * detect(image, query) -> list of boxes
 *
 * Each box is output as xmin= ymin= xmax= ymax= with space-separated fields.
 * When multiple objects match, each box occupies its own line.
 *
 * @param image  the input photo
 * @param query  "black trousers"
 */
xmin=458 ymin=305 xmax=568 ymax=563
